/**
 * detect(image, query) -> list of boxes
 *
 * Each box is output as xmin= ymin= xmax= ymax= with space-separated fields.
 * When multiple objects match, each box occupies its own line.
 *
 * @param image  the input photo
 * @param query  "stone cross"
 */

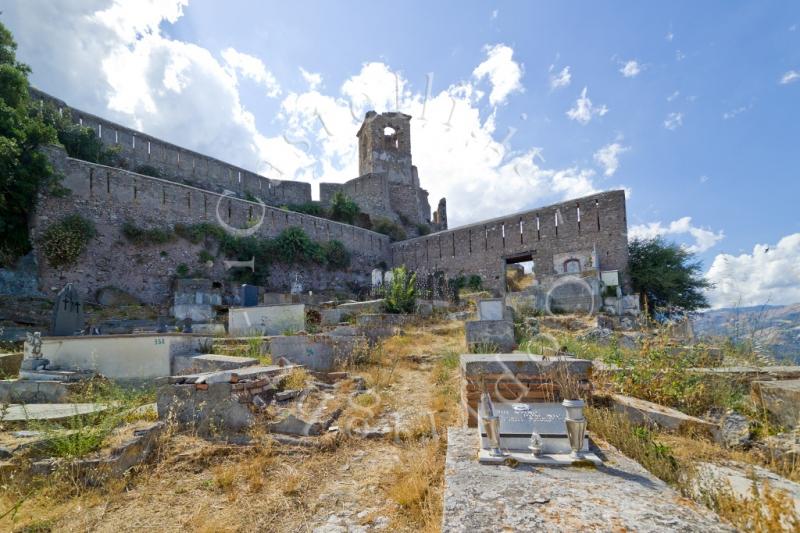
xmin=51 ymin=283 xmax=84 ymax=336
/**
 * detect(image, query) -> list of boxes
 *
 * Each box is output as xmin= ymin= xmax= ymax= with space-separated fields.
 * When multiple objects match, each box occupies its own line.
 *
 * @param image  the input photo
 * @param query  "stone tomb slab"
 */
xmin=228 ymin=304 xmax=305 ymax=336
xmin=444 ymin=427 xmax=733 ymax=532
xmin=478 ymin=402 xmax=588 ymax=453
xmin=478 ymin=449 xmax=602 ymax=466
xmin=1 ymin=403 xmax=107 ymax=423
xmin=476 ymin=298 xmax=505 ymax=321
xmin=460 ymin=353 xmax=592 ymax=377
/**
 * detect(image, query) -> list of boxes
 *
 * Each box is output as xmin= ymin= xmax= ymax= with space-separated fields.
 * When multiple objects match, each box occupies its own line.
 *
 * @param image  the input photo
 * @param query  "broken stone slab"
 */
xmin=27 ymin=422 xmax=164 ymax=485
xmin=172 ymin=353 xmax=259 ymax=375
xmin=337 ymin=299 xmax=385 ymax=314
xmin=228 ymin=303 xmax=306 ymax=336
xmin=0 ymin=403 xmax=108 ymax=423
xmin=690 ymin=366 xmax=800 ymax=382
xmin=464 ymin=320 xmax=515 ymax=352
xmin=355 ymin=313 xmax=416 ymax=342
xmin=0 ymin=379 xmax=71 ymax=403
xmin=270 ymin=334 xmax=362 ymax=371
xmin=267 ymin=408 xmax=342 ymax=437
xmin=443 ymin=427 xmax=733 ymax=532
xmin=275 ymin=389 xmax=302 ymax=401
xmin=711 ymin=411 xmax=752 ymax=448
xmin=611 ymin=394 xmax=718 ymax=436
xmin=476 ymin=298 xmax=505 ymax=321
xmin=460 ymin=353 xmax=592 ymax=377
xmin=752 ymin=379 xmax=800 ymax=428
xmin=689 ymin=461 xmax=800 ymax=516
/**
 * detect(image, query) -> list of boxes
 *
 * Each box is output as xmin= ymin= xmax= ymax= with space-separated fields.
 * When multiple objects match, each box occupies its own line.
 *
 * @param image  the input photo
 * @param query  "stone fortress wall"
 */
xmin=33 ymin=146 xmax=391 ymax=304
xmin=29 ymin=89 xmax=312 ymax=206
xmin=25 ymin=87 xmax=631 ymax=305
xmin=390 ymin=190 xmax=630 ymax=294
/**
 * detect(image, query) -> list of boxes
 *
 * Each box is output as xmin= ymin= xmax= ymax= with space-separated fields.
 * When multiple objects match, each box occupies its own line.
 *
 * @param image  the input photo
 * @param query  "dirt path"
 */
xmin=10 ymin=323 xmax=463 ymax=533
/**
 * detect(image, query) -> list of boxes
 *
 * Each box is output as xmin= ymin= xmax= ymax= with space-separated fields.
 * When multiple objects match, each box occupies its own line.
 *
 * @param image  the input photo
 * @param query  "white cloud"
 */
xmin=619 ymin=60 xmax=641 ymax=78
xmin=221 ymin=47 xmax=281 ymax=97
xmin=4 ymin=4 xmax=607 ymax=228
xmin=491 ymin=9 xmax=499 ymax=20
xmin=472 ymin=44 xmax=524 ymax=106
xmin=279 ymin=62 xmax=602 ymax=226
xmin=593 ymin=142 xmax=629 ymax=177
xmin=566 ymin=87 xmax=608 ymax=125
xmin=780 ymin=70 xmax=800 ymax=85
xmin=699 ymin=175 xmax=709 ymax=183
xmin=722 ymin=105 xmax=750 ymax=120
xmin=667 ymin=90 xmax=680 ymax=102
xmin=629 ymin=216 xmax=724 ymax=253
xmin=706 ymin=233 xmax=800 ymax=307
xmin=675 ymin=50 xmax=686 ymax=61
xmin=664 ymin=112 xmax=684 ymax=130
xmin=299 ymin=67 xmax=322 ymax=90
xmin=666 ymin=32 xmax=674 ymax=42
xmin=549 ymin=65 xmax=571 ymax=90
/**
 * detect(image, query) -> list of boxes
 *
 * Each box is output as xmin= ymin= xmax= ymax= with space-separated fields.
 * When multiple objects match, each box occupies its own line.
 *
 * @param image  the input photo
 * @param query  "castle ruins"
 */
xmin=29 ymin=89 xmax=632 ymax=312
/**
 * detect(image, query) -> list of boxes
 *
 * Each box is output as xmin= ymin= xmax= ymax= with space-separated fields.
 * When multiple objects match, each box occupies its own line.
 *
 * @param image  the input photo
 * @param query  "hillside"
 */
xmin=692 ymin=304 xmax=800 ymax=363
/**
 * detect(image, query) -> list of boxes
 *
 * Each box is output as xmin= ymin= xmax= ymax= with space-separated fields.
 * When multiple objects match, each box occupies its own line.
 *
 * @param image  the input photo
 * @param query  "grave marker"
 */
xmin=51 ymin=283 xmax=84 ymax=336
xmin=241 ymin=284 xmax=258 ymax=307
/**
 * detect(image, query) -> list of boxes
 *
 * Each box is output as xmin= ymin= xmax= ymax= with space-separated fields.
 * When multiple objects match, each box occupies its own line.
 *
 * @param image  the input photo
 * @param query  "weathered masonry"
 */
xmin=33 ymin=147 xmax=391 ymax=303
xmin=390 ymin=190 xmax=630 ymax=294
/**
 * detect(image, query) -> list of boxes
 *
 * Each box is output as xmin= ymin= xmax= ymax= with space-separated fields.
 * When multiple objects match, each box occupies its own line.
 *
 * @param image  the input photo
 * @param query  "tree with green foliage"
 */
xmin=329 ymin=191 xmax=360 ymax=224
xmin=0 ymin=22 xmax=59 ymax=262
xmin=384 ymin=266 xmax=417 ymax=314
xmin=628 ymin=237 xmax=712 ymax=314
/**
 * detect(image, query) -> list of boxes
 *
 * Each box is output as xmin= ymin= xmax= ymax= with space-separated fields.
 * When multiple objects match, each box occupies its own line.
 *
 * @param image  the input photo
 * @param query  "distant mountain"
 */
xmin=692 ymin=304 xmax=800 ymax=364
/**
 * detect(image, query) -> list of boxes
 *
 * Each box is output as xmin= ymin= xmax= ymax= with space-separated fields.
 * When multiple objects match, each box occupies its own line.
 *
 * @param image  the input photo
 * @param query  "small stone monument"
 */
xmin=241 ymin=284 xmax=258 ymax=307
xmin=371 ymin=269 xmax=383 ymax=288
xmin=21 ymin=331 xmax=49 ymax=371
xmin=156 ymin=316 xmax=168 ymax=333
xmin=51 ymin=283 xmax=84 ymax=336
xmin=182 ymin=317 xmax=193 ymax=333
xmin=290 ymin=273 xmax=303 ymax=295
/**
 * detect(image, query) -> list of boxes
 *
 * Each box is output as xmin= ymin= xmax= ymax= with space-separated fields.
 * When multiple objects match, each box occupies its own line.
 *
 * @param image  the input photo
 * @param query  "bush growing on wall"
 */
xmin=39 ymin=214 xmax=96 ymax=268
xmin=330 ymin=191 xmax=360 ymax=224
xmin=324 ymin=240 xmax=350 ymax=270
xmin=133 ymin=164 xmax=161 ymax=178
xmin=372 ymin=218 xmax=406 ymax=242
xmin=384 ymin=266 xmax=417 ymax=314
xmin=274 ymin=226 xmax=325 ymax=264
xmin=121 ymin=221 xmax=174 ymax=245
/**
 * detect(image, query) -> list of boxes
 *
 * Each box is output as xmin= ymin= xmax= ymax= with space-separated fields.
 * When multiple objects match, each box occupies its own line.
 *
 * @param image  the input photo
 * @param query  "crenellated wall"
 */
xmin=29 ymin=88 xmax=312 ymax=206
xmin=32 ymin=147 xmax=390 ymax=304
xmin=390 ymin=190 xmax=630 ymax=294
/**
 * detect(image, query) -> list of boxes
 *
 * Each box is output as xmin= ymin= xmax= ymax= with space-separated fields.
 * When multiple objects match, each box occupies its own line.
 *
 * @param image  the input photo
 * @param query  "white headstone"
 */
xmin=371 ymin=269 xmax=383 ymax=287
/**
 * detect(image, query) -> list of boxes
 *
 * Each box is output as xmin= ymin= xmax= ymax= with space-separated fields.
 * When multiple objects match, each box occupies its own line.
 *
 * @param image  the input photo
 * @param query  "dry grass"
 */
xmin=280 ymin=367 xmax=310 ymax=390
xmin=0 ymin=320 xmax=466 ymax=532
xmin=695 ymin=476 xmax=799 ymax=532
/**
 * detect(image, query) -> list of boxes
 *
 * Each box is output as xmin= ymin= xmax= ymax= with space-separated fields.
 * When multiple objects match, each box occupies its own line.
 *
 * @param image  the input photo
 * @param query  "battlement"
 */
xmin=29 ymin=88 xmax=312 ymax=206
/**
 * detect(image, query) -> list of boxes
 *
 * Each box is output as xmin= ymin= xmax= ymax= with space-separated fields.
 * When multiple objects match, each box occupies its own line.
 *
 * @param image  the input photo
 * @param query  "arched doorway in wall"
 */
xmin=563 ymin=258 xmax=581 ymax=274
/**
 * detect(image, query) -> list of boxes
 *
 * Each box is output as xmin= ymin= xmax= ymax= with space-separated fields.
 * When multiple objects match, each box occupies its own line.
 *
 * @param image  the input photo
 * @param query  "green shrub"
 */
xmin=372 ymin=218 xmax=407 ymax=242
xmin=330 ymin=191 xmax=360 ymax=224
xmin=38 ymin=214 xmax=96 ymax=268
xmin=198 ymin=250 xmax=214 ymax=263
xmin=176 ymin=263 xmax=189 ymax=277
xmin=174 ymin=222 xmax=225 ymax=244
xmin=121 ymin=221 xmax=174 ymax=245
xmin=274 ymin=227 xmax=324 ymax=264
xmin=287 ymin=202 xmax=325 ymax=217
xmin=384 ymin=266 xmax=417 ymax=314
xmin=466 ymin=274 xmax=482 ymax=291
xmin=134 ymin=164 xmax=161 ymax=178
xmin=324 ymin=239 xmax=350 ymax=269
xmin=416 ymin=223 xmax=431 ymax=236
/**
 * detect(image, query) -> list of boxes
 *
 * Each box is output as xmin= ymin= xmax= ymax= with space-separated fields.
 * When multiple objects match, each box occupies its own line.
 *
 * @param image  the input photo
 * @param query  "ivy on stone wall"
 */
xmin=121 ymin=221 xmax=175 ymax=245
xmin=38 ymin=214 xmax=96 ymax=268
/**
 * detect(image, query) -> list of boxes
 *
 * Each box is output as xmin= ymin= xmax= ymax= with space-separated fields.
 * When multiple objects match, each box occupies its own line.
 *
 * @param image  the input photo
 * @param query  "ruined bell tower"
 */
xmin=356 ymin=111 xmax=416 ymax=185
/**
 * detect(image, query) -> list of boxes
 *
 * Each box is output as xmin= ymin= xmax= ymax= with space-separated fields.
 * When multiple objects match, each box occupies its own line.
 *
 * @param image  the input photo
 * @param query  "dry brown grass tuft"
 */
xmin=384 ymin=440 xmax=445 ymax=532
xmin=696 ymin=477 xmax=800 ymax=532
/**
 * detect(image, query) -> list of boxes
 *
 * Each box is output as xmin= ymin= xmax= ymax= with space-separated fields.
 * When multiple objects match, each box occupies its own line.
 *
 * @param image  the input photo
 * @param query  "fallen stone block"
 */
xmin=752 ymin=379 xmax=800 ymax=428
xmin=270 ymin=334 xmax=363 ymax=372
xmin=0 ymin=379 xmax=71 ymax=403
xmin=464 ymin=320 xmax=515 ymax=352
xmin=611 ymin=394 xmax=718 ymax=436
xmin=0 ymin=353 xmax=23 ymax=377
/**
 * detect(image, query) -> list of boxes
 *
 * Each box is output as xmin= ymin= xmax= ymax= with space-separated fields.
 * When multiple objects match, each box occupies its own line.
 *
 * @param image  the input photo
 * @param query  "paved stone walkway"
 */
xmin=443 ymin=427 xmax=733 ymax=532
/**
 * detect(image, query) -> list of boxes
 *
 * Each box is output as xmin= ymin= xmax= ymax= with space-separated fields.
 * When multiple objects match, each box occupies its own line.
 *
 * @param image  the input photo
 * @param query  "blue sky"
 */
xmin=2 ymin=1 xmax=799 ymax=306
